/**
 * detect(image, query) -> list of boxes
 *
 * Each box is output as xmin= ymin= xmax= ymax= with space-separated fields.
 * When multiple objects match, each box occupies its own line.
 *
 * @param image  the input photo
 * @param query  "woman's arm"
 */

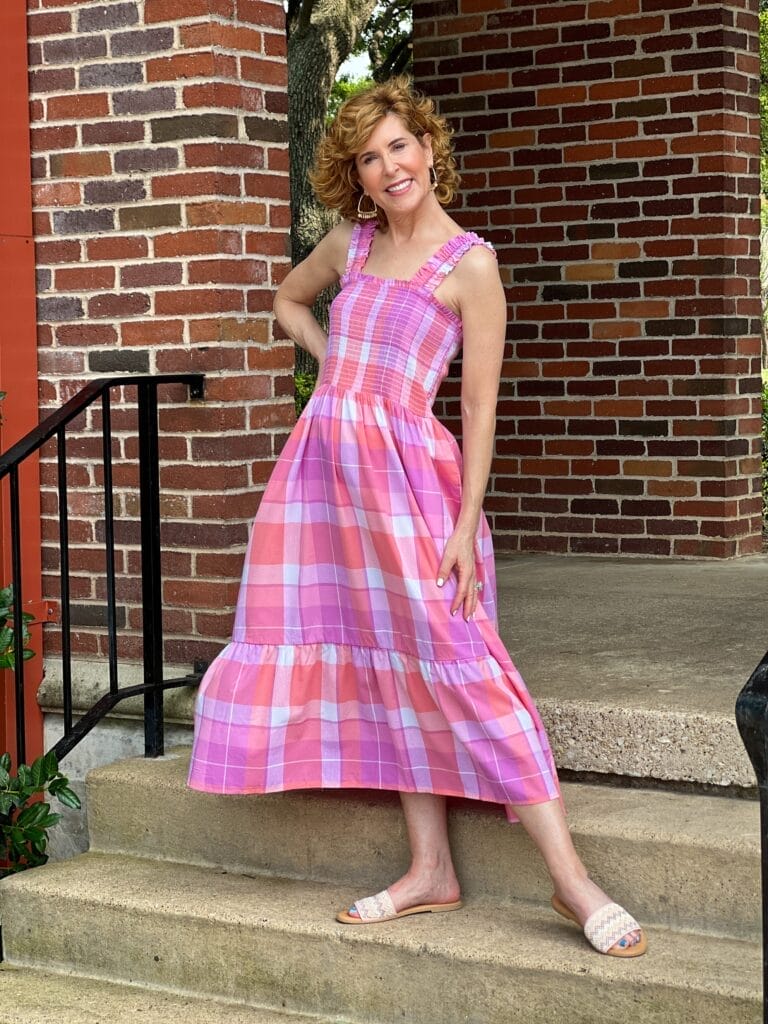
xmin=273 ymin=221 xmax=354 ymax=363
xmin=435 ymin=245 xmax=506 ymax=620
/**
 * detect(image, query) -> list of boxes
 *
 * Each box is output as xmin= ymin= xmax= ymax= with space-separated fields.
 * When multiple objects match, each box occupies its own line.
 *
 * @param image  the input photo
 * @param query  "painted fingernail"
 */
xmin=437 ymin=577 xmax=445 ymax=587
xmin=451 ymin=608 xmax=457 ymax=616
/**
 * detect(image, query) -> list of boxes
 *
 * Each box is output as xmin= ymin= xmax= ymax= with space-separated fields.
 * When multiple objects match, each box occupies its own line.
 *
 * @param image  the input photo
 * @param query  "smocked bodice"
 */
xmin=315 ymin=222 xmax=494 ymax=418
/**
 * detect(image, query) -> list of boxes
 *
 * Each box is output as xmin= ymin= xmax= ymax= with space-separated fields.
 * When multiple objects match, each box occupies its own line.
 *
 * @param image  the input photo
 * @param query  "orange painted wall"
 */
xmin=0 ymin=1 xmax=44 ymax=766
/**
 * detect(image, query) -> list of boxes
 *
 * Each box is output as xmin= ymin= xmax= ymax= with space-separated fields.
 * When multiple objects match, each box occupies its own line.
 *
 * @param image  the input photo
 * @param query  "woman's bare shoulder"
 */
xmin=313 ymin=219 xmax=357 ymax=275
xmin=452 ymin=240 xmax=500 ymax=293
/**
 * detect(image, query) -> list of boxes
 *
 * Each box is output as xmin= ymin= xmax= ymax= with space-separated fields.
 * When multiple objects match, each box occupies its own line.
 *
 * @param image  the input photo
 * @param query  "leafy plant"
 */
xmin=0 ymin=750 xmax=81 ymax=877
xmin=295 ymin=371 xmax=317 ymax=416
xmin=0 ymin=583 xmax=35 ymax=670
xmin=327 ymin=74 xmax=374 ymax=124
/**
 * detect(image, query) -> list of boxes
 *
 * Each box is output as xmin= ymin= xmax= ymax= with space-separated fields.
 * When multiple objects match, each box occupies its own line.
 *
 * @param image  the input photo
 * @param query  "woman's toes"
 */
xmin=614 ymin=928 xmax=642 ymax=951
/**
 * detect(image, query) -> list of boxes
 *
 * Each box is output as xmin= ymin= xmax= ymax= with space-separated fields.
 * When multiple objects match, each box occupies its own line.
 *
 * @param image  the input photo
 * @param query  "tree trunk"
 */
xmin=287 ymin=0 xmax=377 ymax=373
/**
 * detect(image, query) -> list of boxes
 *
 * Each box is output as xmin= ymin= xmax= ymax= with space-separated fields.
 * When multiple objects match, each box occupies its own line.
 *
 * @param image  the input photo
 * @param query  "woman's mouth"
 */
xmin=385 ymin=179 xmax=413 ymax=195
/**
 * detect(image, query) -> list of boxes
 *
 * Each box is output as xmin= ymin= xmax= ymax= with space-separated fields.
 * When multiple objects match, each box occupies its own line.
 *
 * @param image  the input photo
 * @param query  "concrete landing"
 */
xmin=501 ymin=554 xmax=768 ymax=717
xmin=497 ymin=554 xmax=768 ymax=786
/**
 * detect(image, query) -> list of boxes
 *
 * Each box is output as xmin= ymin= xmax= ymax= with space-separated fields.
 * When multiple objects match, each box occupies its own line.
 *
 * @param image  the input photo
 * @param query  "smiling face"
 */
xmin=354 ymin=113 xmax=434 ymax=220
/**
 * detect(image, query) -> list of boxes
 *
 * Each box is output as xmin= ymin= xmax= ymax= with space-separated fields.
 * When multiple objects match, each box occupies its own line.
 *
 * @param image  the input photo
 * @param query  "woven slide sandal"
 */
xmin=336 ymin=888 xmax=463 ymax=925
xmin=551 ymin=894 xmax=647 ymax=958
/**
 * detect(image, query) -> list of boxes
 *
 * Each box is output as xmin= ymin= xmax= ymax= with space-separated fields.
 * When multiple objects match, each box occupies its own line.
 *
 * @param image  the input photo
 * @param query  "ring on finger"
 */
xmin=473 ymin=581 xmax=484 ymax=592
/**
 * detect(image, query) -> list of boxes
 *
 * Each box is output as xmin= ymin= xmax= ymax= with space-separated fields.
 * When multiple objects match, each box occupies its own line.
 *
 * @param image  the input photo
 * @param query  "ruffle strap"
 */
xmin=342 ymin=220 xmax=377 ymax=281
xmin=412 ymin=232 xmax=496 ymax=295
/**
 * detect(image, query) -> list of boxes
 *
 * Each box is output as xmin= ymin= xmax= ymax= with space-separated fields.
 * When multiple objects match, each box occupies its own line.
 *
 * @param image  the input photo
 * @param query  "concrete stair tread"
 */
xmin=94 ymin=747 xmax=761 ymax=852
xmin=85 ymin=749 xmax=760 ymax=940
xmin=0 ymin=965 xmax=346 ymax=1024
xmin=2 ymin=850 xmax=759 ymax=1003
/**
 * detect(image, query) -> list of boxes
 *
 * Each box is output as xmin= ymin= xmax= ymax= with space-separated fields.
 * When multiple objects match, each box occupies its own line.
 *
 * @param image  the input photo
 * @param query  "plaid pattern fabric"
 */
xmin=188 ymin=221 xmax=560 ymax=820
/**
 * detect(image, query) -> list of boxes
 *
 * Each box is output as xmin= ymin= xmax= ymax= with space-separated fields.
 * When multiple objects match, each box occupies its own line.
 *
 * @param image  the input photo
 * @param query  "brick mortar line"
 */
xmin=37 ymin=224 xmax=288 ymax=245
xmin=29 ymin=9 xmax=271 ymax=25
xmin=31 ymin=49 xmax=283 ymax=71
xmin=31 ymin=80 xmax=286 ymax=101
xmin=34 ymin=250 xmax=289 ymax=263
xmin=32 ymin=193 xmax=254 ymax=205
xmin=35 ymin=283 xmax=285 ymax=296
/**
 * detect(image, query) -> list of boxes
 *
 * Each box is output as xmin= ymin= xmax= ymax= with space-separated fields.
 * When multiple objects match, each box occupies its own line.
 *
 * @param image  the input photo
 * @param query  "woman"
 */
xmin=187 ymin=77 xmax=646 ymax=957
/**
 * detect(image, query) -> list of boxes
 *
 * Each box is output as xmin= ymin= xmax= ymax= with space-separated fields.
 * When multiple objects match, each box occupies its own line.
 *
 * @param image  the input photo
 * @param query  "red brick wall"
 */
xmin=415 ymin=0 xmax=763 ymax=557
xmin=26 ymin=0 xmax=292 ymax=665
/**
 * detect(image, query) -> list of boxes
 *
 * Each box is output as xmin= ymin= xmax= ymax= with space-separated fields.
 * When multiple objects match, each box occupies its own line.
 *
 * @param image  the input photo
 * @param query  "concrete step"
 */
xmin=0 ymin=852 xmax=759 ymax=1024
xmin=86 ymin=748 xmax=760 ymax=940
xmin=0 ymin=965 xmax=346 ymax=1024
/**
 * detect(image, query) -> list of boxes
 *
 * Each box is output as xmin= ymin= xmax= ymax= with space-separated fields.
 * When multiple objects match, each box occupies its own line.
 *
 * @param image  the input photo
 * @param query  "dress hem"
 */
xmin=185 ymin=773 xmax=562 ymax=825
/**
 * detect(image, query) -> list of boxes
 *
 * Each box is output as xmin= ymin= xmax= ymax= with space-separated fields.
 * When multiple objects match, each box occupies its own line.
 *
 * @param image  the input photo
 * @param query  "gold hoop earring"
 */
xmin=429 ymin=166 xmax=439 ymax=192
xmin=356 ymin=192 xmax=378 ymax=220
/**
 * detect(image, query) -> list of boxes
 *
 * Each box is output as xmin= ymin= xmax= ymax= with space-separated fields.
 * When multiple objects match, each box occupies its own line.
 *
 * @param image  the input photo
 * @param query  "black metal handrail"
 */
xmin=736 ymin=653 xmax=768 ymax=1023
xmin=0 ymin=373 xmax=205 ymax=766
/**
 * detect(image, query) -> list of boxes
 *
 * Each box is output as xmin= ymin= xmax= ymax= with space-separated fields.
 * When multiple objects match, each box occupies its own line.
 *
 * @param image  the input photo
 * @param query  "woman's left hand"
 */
xmin=436 ymin=527 xmax=481 ymax=620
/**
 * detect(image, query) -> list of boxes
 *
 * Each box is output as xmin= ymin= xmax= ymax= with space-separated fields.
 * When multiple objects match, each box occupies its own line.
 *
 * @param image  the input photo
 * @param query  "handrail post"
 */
xmin=9 ymin=467 xmax=25 ymax=765
xmin=137 ymin=381 xmax=164 ymax=757
xmin=735 ymin=649 xmax=768 ymax=1024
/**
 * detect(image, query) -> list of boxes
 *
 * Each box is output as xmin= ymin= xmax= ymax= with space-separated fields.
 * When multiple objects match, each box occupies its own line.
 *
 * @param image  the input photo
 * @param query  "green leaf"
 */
xmin=17 ymin=764 xmax=32 ymax=789
xmin=42 ymin=751 xmax=58 ymax=779
xmin=55 ymin=787 xmax=81 ymax=810
xmin=16 ymin=802 xmax=50 ymax=828
xmin=22 ymin=825 xmax=45 ymax=844
xmin=0 ymin=767 xmax=10 ymax=790
xmin=0 ymin=753 xmax=11 ymax=772
xmin=30 ymin=835 xmax=48 ymax=856
xmin=30 ymin=757 xmax=44 ymax=788
xmin=9 ymin=827 xmax=26 ymax=850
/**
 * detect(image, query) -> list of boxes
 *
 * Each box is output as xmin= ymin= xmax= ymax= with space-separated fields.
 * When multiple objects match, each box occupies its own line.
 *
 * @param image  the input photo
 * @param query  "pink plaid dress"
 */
xmin=187 ymin=220 xmax=560 ymax=821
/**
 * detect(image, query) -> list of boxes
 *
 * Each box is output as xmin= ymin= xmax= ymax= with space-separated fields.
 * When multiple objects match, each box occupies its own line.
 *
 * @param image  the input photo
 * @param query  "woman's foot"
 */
xmin=343 ymin=867 xmax=462 ymax=921
xmin=553 ymin=875 xmax=645 ymax=955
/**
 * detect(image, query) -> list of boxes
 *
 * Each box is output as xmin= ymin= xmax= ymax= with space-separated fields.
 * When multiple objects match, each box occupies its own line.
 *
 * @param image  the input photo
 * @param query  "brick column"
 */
xmin=27 ymin=0 xmax=292 ymax=664
xmin=414 ymin=0 xmax=763 ymax=558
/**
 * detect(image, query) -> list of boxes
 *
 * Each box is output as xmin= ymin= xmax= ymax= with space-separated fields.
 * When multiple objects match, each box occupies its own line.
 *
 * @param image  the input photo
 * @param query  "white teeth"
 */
xmin=386 ymin=180 xmax=411 ymax=193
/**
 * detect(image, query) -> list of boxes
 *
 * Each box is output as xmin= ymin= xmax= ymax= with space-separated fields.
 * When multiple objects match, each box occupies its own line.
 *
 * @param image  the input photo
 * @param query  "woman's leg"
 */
xmin=510 ymin=797 xmax=643 ymax=951
xmin=348 ymin=792 xmax=461 ymax=914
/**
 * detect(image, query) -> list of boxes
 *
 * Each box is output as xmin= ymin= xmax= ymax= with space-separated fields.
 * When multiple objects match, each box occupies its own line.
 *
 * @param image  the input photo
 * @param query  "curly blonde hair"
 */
xmin=310 ymin=76 xmax=460 ymax=223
